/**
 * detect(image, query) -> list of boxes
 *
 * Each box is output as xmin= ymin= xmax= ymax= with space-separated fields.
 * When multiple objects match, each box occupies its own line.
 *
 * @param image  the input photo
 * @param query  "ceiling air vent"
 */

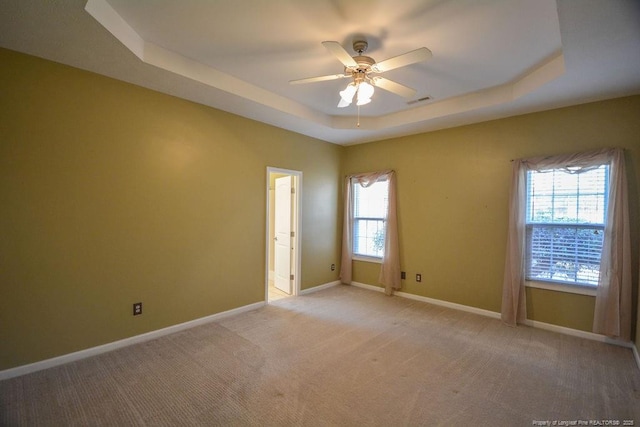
xmin=407 ymin=96 xmax=432 ymax=105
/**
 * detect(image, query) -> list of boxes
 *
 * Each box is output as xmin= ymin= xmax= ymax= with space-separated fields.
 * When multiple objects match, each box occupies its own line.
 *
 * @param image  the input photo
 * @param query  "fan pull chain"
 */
xmin=357 ymin=105 xmax=360 ymax=128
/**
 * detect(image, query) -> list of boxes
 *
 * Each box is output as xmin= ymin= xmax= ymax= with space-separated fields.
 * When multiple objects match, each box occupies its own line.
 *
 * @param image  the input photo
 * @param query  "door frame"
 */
xmin=265 ymin=167 xmax=302 ymax=301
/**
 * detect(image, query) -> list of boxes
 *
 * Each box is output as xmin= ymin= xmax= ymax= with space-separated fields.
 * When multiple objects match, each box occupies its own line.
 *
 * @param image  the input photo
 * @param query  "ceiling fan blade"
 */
xmin=373 ymin=47 xmax=432 ymax=73
xmin=371 ymin=77 xmax=417 ymax=98
xmin=289 ymin=73 xmax=350 ymax=85
xmin=322 ymin=41 xmax=358 ymax=68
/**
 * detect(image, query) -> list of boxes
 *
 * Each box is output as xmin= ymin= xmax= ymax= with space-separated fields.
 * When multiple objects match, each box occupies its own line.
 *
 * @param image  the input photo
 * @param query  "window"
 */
xmin=503 ymin=148 xmax=630 ymax=337
xmin=525 ymin=164 xmax=609 ymax=287
xmin=352 ymin=179 xmax=389 ymax=258
xmin=341 ymin=170 xmax=400 ymax=294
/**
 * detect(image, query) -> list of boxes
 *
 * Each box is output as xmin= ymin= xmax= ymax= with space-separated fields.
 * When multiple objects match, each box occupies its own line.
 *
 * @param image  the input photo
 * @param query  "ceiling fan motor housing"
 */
xmin=352 ymin=40 xmax=368 ymax=54
xmin=345 ymin=55 xmax=376 ymax=81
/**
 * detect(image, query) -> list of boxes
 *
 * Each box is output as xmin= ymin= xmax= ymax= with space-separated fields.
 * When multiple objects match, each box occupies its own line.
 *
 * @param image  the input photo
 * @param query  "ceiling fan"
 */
xmin=290 ymin=39 xmax=432 ymax=108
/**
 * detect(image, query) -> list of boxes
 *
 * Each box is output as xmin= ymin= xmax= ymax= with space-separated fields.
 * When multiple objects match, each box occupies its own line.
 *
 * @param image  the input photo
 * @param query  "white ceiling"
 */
xmin=1 ymin=0 xmax=639 ymax=145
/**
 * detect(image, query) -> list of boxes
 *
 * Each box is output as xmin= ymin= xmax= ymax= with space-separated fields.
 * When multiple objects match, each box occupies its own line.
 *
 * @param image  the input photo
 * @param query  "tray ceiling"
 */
xmin=1 ymin=0 xmax=639 ymax=145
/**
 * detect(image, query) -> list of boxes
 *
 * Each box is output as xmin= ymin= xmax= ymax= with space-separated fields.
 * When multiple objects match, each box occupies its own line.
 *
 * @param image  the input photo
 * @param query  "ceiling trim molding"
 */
xmin=85 ymin=0 xmax=144 ymax=59
xmin=85 ymin=0 xmax=330 ymax=127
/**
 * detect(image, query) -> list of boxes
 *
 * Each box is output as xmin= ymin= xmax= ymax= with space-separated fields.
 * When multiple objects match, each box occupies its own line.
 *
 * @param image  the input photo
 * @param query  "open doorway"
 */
xmin=266 ymin=167 xmax=302 ymax=303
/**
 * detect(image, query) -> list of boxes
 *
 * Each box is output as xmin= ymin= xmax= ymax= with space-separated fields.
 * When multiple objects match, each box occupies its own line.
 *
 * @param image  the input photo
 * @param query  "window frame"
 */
xmin=351 ymin=178 xmax=389 ymax=263
xmin=523 ymin=163 xmax=610 ymax=296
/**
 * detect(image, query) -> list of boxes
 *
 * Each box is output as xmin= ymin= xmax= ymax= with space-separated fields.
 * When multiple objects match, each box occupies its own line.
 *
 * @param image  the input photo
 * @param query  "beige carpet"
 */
xmin=2 ymin=285 xmax=639 ymax=426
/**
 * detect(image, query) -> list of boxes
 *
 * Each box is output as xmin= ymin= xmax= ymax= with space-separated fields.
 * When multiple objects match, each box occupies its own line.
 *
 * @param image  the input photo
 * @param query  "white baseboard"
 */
xmin=520 ymin=318 xmax=632 ymax=348
xmin=350 ymin=281 xmax=636 ymax=353
xmin=351 ymin=281 xmax=501 ymax=319
xmin=299 ymin=280 xmax=341 ymax=295
xmin=0 ymin=301 xmax=265 ymax=381
xmin=4 ymin=281 xmax=638 ymax=379
xmin=350 ymin=281 xmax=384 ymax=293
xmin=397 ymin=290 xmax=501 ymax=320
xmin=1 ymin=279 xmax=342 ymax=380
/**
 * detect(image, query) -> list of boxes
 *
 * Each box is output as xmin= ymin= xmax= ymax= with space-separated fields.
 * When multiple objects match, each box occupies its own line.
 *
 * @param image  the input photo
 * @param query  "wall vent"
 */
xmin=407 ymin=96 xmax=432 ymax=105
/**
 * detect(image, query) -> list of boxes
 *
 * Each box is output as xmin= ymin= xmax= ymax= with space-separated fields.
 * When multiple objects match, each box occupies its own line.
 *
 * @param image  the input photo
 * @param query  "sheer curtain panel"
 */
xmin=501 ymin=160 xmax=528 ymax=326
xmin=592 ymin=148 xmax=632 ymax=340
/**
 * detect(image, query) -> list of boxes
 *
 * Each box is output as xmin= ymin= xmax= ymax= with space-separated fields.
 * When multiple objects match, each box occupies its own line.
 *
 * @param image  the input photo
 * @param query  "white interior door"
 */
xmin=274 ymin=176 xmax=292 ymax=294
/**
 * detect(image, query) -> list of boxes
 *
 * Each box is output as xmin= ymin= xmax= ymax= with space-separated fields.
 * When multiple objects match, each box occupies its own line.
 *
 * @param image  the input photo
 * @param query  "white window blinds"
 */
xmin=525 ymin=165 xmax=609 ymax=286
xmin=352 ymin=179 xmax=389 ymax=258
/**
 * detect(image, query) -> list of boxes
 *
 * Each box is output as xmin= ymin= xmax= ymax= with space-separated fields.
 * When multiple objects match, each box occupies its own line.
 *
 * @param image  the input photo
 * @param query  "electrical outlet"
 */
xmin=331 ymin=263 xmax=336 ymax=271
xmin=133 ymin=302 xmax=142 ymax=316
xmin=416 ymin=274 xmax=422 ymax=283
xmin=401 ymin=271 xmax=406 ymax=280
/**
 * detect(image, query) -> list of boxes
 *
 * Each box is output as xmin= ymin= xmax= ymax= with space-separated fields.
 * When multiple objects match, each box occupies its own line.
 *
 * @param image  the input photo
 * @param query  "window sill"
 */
xmin=353 ymin=255 xmax=383 ymax=264
xmin=525 ymin=280 xmax=597 ymax=296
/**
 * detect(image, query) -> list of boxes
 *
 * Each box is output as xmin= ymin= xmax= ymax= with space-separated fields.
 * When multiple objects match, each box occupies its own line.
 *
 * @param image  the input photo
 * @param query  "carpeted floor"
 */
xmin=2 ymin=284 xmax=639 ymax=426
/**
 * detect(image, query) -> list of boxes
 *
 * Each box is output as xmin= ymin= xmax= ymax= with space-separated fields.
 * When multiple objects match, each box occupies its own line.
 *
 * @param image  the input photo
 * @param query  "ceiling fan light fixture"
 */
xmin=356 ymin=81 xmax=374 ymax=106
xmin=338 ymin=82 xmax=357 ymax=107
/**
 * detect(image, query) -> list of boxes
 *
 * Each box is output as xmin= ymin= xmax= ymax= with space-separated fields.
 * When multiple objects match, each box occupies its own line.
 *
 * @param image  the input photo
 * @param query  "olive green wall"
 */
xmin=0 ymin=48 xmax=343 ymax=370
xmin=343 ymin=96 xmax=640 ymax=337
